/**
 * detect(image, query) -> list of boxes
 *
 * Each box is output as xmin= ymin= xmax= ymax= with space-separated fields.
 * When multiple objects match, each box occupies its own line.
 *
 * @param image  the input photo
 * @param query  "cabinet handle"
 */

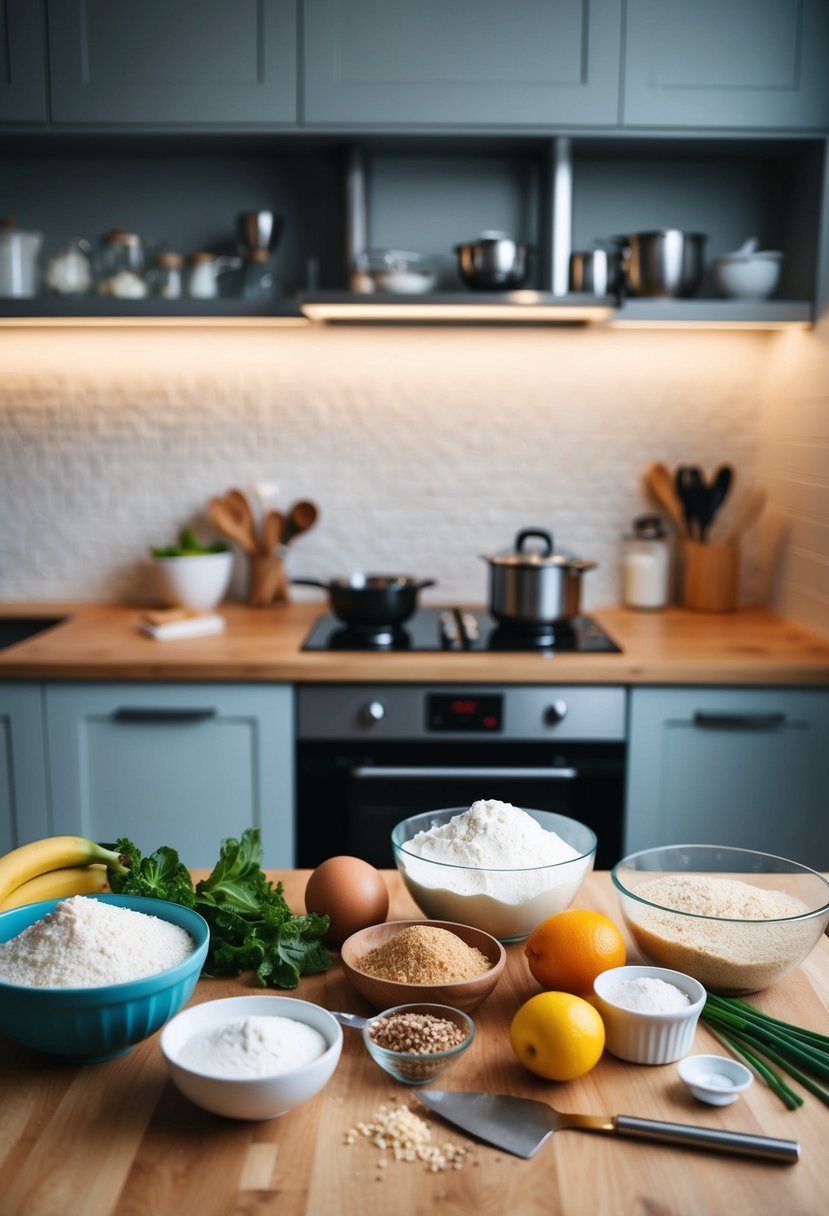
xmin=352 ymin=765 xmax=578 ymax=780
xmin=113 ymin=707 xmax=218 ymax=724
xmin=692 ymin=711 xmax=787 ymax=731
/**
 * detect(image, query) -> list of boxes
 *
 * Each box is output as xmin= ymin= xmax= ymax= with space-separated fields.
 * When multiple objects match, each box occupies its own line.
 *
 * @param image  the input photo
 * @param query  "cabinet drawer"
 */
xmin=45 ymin=683 xmax=294 ymax=867
xmin=48 ymin=0 xmax=297 ymax=126
xmin=304 ymin=0 xmax=622 ymax=128
xmin=623 ymin=0 xmax=829 ymax=130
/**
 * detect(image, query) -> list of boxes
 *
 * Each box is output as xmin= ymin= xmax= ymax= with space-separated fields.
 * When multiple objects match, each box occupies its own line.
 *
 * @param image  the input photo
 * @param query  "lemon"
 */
xmin=509 ymin=991 xmax=605 ymax=1081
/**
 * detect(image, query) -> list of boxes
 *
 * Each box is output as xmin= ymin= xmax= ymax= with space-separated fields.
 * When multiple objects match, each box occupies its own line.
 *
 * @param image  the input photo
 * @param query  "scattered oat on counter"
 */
xmin=343 ymin=1102 xmax=473 ymax=1174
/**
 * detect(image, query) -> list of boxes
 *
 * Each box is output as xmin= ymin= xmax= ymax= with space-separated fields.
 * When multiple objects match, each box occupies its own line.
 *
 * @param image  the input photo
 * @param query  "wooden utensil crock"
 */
xmin=682 ymin=540 xmax=739 ymax=613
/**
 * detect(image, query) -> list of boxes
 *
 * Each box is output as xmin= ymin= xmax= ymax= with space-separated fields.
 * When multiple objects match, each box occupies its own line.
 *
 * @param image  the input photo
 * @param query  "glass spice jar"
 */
xmin=622 ymin=514 xmax=670 ymax=610
xmin=148 ymin=252 xmax=183 ymax=300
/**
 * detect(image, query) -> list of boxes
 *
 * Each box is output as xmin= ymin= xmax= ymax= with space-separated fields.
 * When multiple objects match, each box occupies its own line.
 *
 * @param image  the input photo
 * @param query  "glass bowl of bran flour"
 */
xmin=612 ymin=845 xmax=829 ymax=995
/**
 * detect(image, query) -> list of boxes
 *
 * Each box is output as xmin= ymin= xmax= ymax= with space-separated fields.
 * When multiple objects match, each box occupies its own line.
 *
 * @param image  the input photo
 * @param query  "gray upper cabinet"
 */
xmin=0 ymin=684 xmax=50 ymax=853
xmin=0 ymin=0 xmax=47 ymax=121
xmin=303 ymin=0 xmax=623 ymax=128
xmin=47 ymin=0 xmax=297 ymax=126
xmin=623 ymin=0 xmax=829 ymax=130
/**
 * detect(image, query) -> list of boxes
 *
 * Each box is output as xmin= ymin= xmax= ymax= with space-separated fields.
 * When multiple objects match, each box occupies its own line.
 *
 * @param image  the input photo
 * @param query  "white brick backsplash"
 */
xmin=0 ymin=324 xmax=804 ymax=616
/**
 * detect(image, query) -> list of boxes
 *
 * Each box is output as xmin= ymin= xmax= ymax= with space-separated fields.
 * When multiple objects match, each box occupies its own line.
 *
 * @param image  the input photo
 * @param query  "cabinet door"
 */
xmin=623 ymin=0 xmax=829 ymax=130
xmin=625 ymin=688 xmax=829 ymax=866
xmin=0 ymin=0 xmax=47 ymax=122
xmin=0 ymin=684 xmax=50 ymax=853
xmin=304 ymin=0 xmax=622 ymax=128
xmin=47 ymin=0 xmax=297 ymax=126
xmin=45 ymin=684 xmax=294 ymax=868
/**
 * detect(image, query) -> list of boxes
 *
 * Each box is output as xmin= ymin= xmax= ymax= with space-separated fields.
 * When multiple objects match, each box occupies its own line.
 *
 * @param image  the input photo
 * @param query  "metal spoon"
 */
xmin=330 ymin=1011 xmax=370 ymax=1029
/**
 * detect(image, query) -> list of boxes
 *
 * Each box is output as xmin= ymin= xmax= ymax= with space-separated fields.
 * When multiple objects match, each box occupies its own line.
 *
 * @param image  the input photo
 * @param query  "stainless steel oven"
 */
xmin=296 ymin=685 xmax=627 ymax=869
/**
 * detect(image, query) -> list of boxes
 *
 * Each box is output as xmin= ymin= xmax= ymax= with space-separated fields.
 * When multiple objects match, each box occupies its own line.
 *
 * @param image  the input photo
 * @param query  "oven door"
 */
xmin=296 ymin=739 xmax=624 ymax=869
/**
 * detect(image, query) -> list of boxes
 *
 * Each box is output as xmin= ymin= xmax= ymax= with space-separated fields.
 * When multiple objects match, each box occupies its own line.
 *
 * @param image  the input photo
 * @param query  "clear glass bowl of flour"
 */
xmin=391 ymin=803 xmax=597 ymax=942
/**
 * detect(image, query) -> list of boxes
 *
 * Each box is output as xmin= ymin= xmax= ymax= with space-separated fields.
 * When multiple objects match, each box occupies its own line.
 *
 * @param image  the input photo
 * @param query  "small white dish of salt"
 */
xmin=678 ymin=1054 xmax=753 ymax=1105
xmin=593 ymin=964 xmax=706 ymax=1065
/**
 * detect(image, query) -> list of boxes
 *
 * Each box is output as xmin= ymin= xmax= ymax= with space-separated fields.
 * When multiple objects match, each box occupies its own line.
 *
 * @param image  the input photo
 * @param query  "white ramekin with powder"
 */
xmin=599 ymin=975 xmax=691 ymax=1014
xmin=180 ymin=1015 xmax=328 ymax=1078
xmin=398 ymin=800 xmax=594 ymax=940
xmin=0 ymin=896 xmax=194 ymax=988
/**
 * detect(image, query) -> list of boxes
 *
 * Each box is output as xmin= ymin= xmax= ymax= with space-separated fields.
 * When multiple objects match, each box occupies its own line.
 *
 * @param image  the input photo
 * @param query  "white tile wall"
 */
xmin=0 ymin=325 xmax=799 ymax=618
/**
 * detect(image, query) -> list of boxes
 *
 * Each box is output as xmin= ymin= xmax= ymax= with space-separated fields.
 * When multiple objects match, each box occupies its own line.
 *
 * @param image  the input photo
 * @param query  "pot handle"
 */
xmin=291 ymin=578 xmax=327 ymax=589
xmin=415 ymin=579 xmax=436 ymax=591
xmin=515 ymin=528 xmax=554 ymax=556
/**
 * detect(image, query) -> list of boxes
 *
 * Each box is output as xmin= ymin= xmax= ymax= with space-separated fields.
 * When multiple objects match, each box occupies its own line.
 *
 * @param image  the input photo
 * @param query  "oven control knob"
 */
xmin=361 ymin=700 xmax=386 ymax=726
xmin=544 ymin=699 xmax=568 ymax=726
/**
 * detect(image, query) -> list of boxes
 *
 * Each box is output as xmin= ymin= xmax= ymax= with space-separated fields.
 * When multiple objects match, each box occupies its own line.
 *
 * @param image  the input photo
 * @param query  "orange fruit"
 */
xmin=510 ymin=991 xmax=605 ymax=1081
xmin=524 ymin=909 xmax=626 ymax=996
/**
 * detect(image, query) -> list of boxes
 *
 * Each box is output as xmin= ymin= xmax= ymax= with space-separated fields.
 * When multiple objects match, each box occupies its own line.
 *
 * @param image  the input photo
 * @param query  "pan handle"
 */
xmin=291 ymin=578 xmax=327 ymax=589
xmin=614 ymin=1115 xmax=799 ymax=1164
xmin=415 ymin=579 xmax=436 ymax=591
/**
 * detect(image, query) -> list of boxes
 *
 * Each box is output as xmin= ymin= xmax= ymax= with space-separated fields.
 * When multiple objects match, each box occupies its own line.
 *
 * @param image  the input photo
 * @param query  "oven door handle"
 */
xmin=351 ymin=765 xmax=578 ymax=780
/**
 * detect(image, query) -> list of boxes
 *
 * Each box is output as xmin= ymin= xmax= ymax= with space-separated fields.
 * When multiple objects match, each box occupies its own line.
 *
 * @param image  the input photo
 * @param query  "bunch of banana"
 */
xmin=0 ymin=835 xmax=129 ymax=912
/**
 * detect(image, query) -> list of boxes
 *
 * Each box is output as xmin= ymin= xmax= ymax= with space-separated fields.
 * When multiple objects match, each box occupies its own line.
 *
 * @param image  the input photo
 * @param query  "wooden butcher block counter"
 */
xmin=2 ymin=872 xmax=828 ymax=1216
xmin=1 ymin=601 xmax=828 ymax=684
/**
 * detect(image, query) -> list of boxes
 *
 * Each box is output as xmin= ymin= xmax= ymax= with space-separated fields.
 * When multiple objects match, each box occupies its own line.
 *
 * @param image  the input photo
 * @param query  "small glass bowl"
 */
xmin=362 ymin=1002 xmax=474 ymax=1086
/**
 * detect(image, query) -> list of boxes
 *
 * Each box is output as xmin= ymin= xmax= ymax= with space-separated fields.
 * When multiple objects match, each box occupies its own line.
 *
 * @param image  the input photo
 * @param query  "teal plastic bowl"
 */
xmin=0 ymin=894 xmax=209 ymax=1062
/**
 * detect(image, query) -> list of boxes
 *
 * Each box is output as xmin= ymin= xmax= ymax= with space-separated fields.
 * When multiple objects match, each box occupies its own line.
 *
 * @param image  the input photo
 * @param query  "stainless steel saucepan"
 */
xmin=482 ymin=529 xmax=596 ymax=630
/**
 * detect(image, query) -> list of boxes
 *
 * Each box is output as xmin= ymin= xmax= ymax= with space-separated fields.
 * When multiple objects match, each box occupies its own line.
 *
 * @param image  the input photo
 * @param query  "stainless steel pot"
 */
xmin=621 ymin=229 xmax=707 ymax=298
xmin=482 ymin=529 xmax=596 ymax=630
xmin=292 ymin=574 xmax=435 ymax=628
xmin=454 ymin=232 xmax=532 ymax=290
xmin=569 ymin=248 xmax=623 ymax=297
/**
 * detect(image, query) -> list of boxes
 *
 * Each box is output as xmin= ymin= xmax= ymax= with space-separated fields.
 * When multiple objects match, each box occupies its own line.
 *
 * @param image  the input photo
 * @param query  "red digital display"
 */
xmin=427 ymin=694 xmax=503 ymax=732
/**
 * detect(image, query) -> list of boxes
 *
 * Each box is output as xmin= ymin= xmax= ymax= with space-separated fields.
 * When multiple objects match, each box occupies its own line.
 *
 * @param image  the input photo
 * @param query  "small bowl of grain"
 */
xmin=612 ymin=844 xmax=829 ymax=995
xmin=340 ymin=919 xmax=506 ymax=1013
xmin=362 ymin=1002 xmax=475 ymax=1085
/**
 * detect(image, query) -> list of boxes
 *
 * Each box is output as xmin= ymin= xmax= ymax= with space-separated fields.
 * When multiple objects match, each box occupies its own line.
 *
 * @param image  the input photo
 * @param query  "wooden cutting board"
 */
xmin=1 ymin=871 xmax=827 ymax=1216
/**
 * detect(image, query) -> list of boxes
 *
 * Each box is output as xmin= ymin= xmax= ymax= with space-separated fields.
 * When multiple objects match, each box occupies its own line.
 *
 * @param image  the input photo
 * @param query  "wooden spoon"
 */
xmin=283 ymin=499 xmax=319 ymax=545
xmin=262 ymin=509 xmax=285 ymax=554
xmin=644 ymin=462 xmax=687 ymax=536
xmin=208 ymin=496 xmax=258 ymax=556
xmin=726 ymin=486 xmax=768 ymax=542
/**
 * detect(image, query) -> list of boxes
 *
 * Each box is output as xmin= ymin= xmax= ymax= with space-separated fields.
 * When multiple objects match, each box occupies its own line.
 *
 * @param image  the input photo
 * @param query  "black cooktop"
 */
xmin=301 ymin=607 xmax=621 ymax=653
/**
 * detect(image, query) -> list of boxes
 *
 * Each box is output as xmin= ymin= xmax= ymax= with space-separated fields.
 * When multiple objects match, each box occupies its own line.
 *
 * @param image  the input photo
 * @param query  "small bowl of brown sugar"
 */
xmin=363 ymin=1003 xmax=475 ymax=1085
xmin=340 ymin=919 xmax=506 ymax=1013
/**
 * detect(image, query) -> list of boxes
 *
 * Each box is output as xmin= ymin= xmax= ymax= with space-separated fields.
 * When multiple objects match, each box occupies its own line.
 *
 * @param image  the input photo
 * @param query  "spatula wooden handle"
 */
xmin=614 ymin=1115 xmax=799 ymax=1163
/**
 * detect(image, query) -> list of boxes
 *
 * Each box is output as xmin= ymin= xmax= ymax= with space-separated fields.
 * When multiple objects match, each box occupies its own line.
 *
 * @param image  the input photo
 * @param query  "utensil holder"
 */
xmin=681 ymin=541 xmax=739 ymax=613
xmin=248 ymin=554 xmax=289 ymax=607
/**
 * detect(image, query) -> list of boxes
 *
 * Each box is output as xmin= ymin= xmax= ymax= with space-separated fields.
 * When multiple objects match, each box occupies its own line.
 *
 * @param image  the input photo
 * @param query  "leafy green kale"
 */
xmin=109 ymin=837 xmax=196 ymax=907
xmin=107 ymin=828 xmax=330 ymax=990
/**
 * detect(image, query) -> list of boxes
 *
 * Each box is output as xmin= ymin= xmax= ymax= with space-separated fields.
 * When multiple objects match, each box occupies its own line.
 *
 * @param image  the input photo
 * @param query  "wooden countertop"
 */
xmin=2 ymin=871 xmax=827 ymax=1216
xmin=1 ymin=601 xmax=828 ymax=685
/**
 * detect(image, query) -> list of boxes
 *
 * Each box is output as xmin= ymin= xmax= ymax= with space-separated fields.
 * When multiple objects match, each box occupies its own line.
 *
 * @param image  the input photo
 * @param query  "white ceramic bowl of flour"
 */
xmin=391 ymin=803 xmax=596 ymax=942
xmin=160 ymin=995 xmax=343 ymax=1120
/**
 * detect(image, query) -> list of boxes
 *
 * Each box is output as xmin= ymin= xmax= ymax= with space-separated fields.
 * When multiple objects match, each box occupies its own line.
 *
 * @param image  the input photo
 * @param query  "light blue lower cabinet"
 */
xmin=624 ymin=687 xmax=829 ymax=868
xmin=0 ymin=684 xmax=50 ymax=855
xmin=44 ymin=683 xmax=295 ymax=869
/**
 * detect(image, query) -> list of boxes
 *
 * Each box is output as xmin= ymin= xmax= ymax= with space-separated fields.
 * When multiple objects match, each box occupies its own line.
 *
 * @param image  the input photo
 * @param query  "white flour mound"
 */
xmin=405 ymin=799 xmax=580 ymax=874
xmin=0 ymin=895 xmax=194 ymax=988
xmin=180 ymin=1015 xmax=328 ymax=1078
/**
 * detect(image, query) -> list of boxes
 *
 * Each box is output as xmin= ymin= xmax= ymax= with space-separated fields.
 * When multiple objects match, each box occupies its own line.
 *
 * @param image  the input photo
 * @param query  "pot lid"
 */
xmin=482 ymin=528 xmax=596 ymax=570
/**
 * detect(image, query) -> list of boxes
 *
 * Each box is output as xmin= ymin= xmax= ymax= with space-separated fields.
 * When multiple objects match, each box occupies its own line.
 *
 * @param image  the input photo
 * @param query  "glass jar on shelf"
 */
xmin=96 ymin=228 xmax=147 ymax=298
xmin=148 ymin=252 xmax=183 ymax=300
xmin=43 ymin=237 xmax=93 ymax=297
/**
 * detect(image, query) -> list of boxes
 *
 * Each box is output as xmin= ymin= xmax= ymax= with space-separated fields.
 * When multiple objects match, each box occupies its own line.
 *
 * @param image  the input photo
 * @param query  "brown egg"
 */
xmin=304 ymin=856 xmax=390 ymax=947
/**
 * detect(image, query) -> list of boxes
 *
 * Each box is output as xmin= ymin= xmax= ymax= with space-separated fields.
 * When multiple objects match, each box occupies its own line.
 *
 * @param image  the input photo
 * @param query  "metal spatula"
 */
xmin=418 ymin=1092 xmax=799 ymax=1164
